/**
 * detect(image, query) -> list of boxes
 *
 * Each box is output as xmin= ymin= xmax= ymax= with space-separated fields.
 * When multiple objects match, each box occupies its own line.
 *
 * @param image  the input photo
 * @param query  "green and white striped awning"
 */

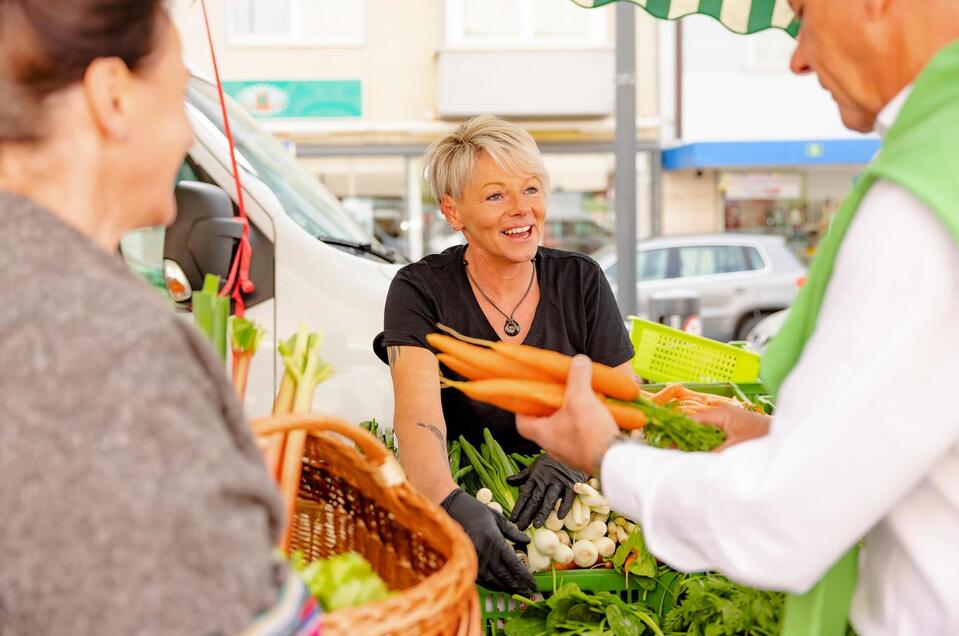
xmin=570 ymin=0 xmax=800 ymax=37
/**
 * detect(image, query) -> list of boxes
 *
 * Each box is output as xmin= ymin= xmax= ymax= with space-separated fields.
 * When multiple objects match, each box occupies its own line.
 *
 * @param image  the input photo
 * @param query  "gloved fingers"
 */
xmin=505 ymin=466 xmax=531 ymax=486
xmin=531 ymin=483 xmax=564 ymax=528
xmin=511 ymin=479 xmax=545 ymax=529
xmin=491 ymin=548 xmax=537 ymax=595
xmin=495 ymin=511 xmax=531 ymax=545
xmin=556 ymin=484 xmax=578 ymax=520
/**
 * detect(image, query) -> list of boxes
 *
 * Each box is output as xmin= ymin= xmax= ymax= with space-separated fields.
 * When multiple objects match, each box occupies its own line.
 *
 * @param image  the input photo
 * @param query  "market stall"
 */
xmin=186 ymin=1 xmax=856 ymax=634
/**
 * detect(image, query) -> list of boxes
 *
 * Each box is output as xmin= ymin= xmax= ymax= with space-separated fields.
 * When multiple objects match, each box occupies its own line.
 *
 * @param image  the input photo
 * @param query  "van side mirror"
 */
xmin=165 ymin=181 xmax=243 ymax=295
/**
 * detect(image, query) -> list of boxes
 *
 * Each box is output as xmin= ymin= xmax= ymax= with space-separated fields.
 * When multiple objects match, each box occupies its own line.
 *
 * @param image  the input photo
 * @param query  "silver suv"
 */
xmin=593 ymin=234 xmax=807 ymax=342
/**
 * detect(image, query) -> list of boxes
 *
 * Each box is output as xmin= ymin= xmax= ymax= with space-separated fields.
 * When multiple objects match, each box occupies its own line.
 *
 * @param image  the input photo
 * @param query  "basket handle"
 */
xmin=251 ymin=414 xmax=404 ymax=487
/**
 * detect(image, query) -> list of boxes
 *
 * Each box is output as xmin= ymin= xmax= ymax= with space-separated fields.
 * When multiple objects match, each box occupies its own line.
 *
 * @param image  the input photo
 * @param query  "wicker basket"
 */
xmin=253 ymin=415 xmax=481 ymax=636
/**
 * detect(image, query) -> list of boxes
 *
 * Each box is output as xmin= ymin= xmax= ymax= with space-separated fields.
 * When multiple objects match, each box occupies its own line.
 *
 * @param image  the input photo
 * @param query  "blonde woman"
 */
xmin=374 ymin=116 xmax=634 ymax=593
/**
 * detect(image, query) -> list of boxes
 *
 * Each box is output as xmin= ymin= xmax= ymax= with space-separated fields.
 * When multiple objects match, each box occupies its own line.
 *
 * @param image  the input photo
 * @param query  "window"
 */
xmin=639 ymin=249 xmax=670 ymax=281
xmin=446 ymin=0 xmax=607 ymax=49
xmin=229 ymin=0 xmax=365 ymax=46
xmin=743 ymin=246 xmax=766 ymax=271
xmin=677 ymin=245 xmax=760 ymax=278
xmin=604 ymin=249 xmax=671 ymax=282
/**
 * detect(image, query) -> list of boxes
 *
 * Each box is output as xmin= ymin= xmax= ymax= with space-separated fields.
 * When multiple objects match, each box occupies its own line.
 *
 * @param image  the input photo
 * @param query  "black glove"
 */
xmin=507 ymin=455 xmax=588 ymax=531
xmin=441 ymin=488 xmax=536 ymax=595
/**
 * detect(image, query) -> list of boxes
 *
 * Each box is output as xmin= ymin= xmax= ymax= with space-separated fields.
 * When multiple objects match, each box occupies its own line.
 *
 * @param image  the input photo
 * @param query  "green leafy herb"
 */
xmin=663 ymin=573 xmax=784 ymax=636
xmin=505 ymin=583 xmax=663 ymax=636
xmin=611 ymin=527 xmax=658 ymax=591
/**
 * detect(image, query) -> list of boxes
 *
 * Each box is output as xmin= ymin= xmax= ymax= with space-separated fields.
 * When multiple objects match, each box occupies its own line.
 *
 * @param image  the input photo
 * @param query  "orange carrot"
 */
xmin=426 ymin=334 xmax=557 ymax=383
xmin=444 ymin=377 xmax=648 ymax=431
xmin=434 ymin=323 xmax=640 ymax=401
xmin=441 ymin=378 xmax=559 ymax=417
xmin=437 ymin=353 xmax=495 ymax=381
xmin=651 ymin=383 xmax=687 ymax=405
xmin=604 ymin=400 xmax=648 ymax=430
xmin=492 ymin=341 xmax=640 ymax=402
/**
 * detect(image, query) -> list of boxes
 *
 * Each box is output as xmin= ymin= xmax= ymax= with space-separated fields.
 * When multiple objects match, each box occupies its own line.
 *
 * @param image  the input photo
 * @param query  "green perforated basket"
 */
xmin=629 ymin=317 xmax=762 ymax=384
xmin=478 ymin=569 xmax=681 ymax=636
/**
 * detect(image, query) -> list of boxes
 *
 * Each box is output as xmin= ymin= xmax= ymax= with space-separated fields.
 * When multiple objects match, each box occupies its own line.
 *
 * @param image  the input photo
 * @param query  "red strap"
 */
xmin=200 ymin=0 xmax=254 ymax=317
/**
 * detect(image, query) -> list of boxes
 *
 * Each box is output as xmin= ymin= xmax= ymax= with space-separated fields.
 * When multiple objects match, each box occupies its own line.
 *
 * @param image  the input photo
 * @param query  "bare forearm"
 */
xmin=394 ymin=418 xmax=457 ymax=502
xmin=388 ymin=345 xmax=458 ymax=503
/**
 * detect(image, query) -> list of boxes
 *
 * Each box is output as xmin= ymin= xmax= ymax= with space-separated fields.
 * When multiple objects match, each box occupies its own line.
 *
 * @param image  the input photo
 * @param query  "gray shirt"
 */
xmin=0 ymin=191 xmax=284 ymax=635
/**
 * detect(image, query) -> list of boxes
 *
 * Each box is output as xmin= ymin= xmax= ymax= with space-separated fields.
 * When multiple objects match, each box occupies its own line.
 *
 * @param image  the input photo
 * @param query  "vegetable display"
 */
xmin=449 ymin=415 xmax=780 ymax=634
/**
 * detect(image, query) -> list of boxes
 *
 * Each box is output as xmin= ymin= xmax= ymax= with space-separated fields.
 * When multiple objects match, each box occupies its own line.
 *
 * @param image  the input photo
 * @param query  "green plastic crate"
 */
xmin=478 ymin=569 xmax=681 ymax=636
xmin=629 ymin=317 xmax=762 ymax=384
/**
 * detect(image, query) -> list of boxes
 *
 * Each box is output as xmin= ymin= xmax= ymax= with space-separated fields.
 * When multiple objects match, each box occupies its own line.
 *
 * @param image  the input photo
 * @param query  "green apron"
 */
xmin=760 ymin=39 xmax=959 ymax=636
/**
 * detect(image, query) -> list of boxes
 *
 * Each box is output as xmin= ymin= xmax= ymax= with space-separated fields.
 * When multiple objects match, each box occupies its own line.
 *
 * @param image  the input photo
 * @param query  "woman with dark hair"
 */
xmin=0 ymin=2 xmax=290 ymax=633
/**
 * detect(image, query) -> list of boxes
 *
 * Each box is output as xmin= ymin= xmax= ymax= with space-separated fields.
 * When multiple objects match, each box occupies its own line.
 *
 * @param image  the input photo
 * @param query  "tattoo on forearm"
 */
xmin=416 ymin=422 xmax=447 ymax=454
xmin=387 ymin=346 xmax=401 ymax=367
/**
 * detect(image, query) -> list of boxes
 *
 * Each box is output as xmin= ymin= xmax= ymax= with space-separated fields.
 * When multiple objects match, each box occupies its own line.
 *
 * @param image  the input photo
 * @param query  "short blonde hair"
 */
xmin=423 ymin=115 xmax=550 ymax=204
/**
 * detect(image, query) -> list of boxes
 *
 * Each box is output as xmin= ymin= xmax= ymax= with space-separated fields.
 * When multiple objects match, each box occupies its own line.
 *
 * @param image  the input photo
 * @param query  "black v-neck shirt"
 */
xmin=374 ymin=244 xmax=634 ymax=453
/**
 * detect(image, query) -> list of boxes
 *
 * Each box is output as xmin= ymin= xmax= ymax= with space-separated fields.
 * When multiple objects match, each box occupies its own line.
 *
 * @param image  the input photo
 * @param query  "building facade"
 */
xmin=171 ymin=1 xmax=875 ymax=261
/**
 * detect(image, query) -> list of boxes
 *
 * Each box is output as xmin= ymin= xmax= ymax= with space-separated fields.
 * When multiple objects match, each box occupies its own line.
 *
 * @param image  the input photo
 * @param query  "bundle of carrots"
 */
xmin=428 ymin=325 xmax=726 ymax=452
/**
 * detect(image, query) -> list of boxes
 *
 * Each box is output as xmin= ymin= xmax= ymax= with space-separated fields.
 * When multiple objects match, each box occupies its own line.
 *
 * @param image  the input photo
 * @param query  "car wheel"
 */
xmin=736 ymin=312 xmax=769 ymax=341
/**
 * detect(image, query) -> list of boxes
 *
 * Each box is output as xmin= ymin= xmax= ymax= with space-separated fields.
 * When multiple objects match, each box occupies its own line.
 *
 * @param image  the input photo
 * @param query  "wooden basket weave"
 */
xmin=253 ymin=415 xmax=480 ymax=636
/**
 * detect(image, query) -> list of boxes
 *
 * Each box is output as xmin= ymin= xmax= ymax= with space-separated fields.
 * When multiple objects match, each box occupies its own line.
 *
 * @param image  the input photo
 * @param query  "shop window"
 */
xmin=445 ymin=0 xmax=607 ymax=49
xmin=229 ymin=0 xmax=365 ymax=46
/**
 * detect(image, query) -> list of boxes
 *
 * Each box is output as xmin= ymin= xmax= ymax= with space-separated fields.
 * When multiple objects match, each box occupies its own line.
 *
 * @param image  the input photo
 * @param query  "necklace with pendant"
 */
xmin=464 ymin=259 xmax=536 ymax=337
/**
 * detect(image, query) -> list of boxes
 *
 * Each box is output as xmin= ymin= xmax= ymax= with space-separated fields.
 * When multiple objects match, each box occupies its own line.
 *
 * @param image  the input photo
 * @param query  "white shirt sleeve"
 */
xmin=601 ymin=180 xmax=959 ymax=593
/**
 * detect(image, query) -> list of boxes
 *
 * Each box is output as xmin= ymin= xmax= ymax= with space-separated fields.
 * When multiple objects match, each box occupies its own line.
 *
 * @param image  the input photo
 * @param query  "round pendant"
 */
xmin=504 ymin=319 xmax=521 ymax=337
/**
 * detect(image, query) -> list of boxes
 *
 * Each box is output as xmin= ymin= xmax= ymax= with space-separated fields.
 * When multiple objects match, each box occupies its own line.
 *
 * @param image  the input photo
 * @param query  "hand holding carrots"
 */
xmin=430 ymin=324 xmax=727 ymax=452
xmin=515 ymin=356 xmax=621 ymax=476
xmin=691 ymin=405 xmax=771 ymax=451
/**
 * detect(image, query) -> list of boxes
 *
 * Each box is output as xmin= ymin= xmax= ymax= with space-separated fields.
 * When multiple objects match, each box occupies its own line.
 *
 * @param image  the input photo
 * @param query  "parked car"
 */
xmin=593 ymin=234 xmax=807 ymax=342
xmin=542 ymin=191 xmax=614 ymax=255
xmin=745 ymin=308 xmax=790 ymax=353
xmin=543 ymin=218 xmax=613 ymax=255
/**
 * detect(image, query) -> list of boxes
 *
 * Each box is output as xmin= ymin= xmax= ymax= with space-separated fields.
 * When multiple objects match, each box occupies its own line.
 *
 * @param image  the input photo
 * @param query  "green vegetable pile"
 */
xmin=505 ymin=582 xmax=664 ymax=636
xmin=503 ymin=572 xmax=784 ymax=636
xmin=290 ymin=551 xmax=393 ymax=612
xmin=360 ymin=418 xmax=397 ymax=455
xmin=662 ymin=574 xmax=784 ymax=636
xmin=448 ymin=430 xmax=539 ymax=515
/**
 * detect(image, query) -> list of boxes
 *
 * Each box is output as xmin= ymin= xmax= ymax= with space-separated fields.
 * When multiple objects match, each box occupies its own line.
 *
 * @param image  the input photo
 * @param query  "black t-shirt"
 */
xmin=373 ymin=244 xmax=634 ymax=453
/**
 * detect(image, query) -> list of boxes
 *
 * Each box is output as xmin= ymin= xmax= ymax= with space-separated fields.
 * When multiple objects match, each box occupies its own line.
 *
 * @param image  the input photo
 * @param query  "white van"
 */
xmin=131 ymin=74 xmax=402 ymax=424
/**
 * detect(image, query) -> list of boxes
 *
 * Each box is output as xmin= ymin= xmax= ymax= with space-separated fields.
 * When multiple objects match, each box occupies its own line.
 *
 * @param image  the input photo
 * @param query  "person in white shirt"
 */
xmin=516 ymin=0 xmax=959 ymax=634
